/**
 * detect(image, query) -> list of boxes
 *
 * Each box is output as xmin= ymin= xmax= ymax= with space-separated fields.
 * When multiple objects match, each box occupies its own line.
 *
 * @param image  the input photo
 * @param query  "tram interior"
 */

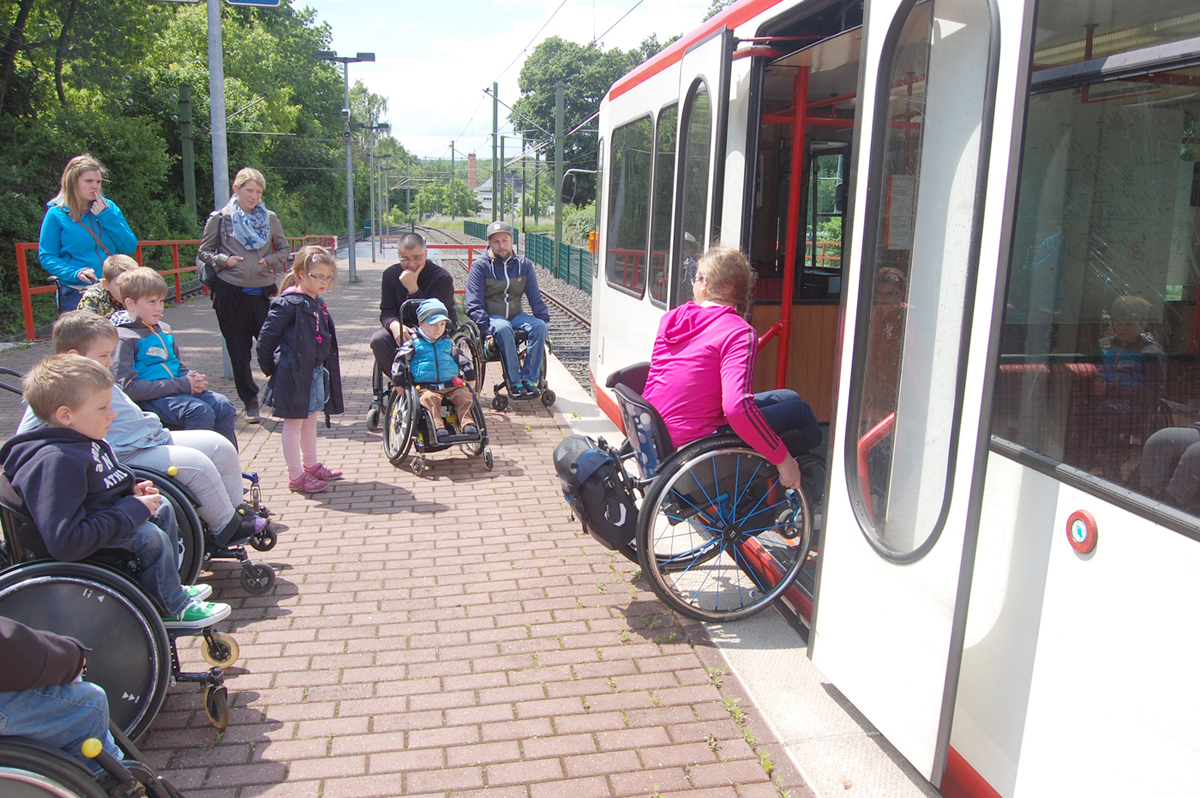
xmin=995 ymin=7 xmax=1200 ymax=511
xmin=747 ymin=5 xmax=863 ymax=425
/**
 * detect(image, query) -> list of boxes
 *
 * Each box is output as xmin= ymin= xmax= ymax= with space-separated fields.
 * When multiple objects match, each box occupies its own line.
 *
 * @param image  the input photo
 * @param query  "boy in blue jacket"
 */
xmin=0 ymin=354 xmax=229 ymax=630
xmin=110 ymin=267 xmax=237 ymax=448
xmin=396 ymin=299 xmax=477 ymax=442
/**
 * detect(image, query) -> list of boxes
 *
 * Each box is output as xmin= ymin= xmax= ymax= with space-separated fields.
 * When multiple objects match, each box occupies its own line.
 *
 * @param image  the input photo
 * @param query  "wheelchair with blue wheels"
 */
xmin=0 ymin=734 xmax=186 ymax=798
xmin=605 ymin=362 xmax=824 ymax=622
xmin=0 ymin=480 xmax=237 ymax=738
xmin=381 ymin=301 xmax=493 ymax=475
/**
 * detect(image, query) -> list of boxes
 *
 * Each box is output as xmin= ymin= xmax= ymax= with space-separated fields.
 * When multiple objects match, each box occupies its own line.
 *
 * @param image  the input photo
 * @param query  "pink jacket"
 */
xmin=642 ymin=303 xmax=786 ymax=464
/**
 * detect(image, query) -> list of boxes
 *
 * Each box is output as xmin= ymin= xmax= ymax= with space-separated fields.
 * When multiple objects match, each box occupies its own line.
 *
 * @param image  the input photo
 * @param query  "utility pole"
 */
xmin=450 ymin=142 xmax=456 ymax=220
xmin=179 ymin=83 xmax=197 ymax=221
xmin=554 ymin=81 xmax=564 ymax=275
xmin=491 ymin=82 xmax=498 ymax=223
xmin=207 ymin=0 xmax=229 ymax=205
xmin=500 ymin=136 xmax=505 ymax=224
xmin=521 ymin=132 xmax=527 ymax=235
xmin=406 ymin=157 xmax=411 ymax=217
xmin=535 ymin=146 xmax=540 ymax=225
xmin=369 ymin=129 xmax=377 ymax=262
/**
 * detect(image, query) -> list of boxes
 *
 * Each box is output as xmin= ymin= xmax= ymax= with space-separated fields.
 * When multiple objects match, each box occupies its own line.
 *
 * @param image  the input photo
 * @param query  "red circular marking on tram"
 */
xmin=1066 ymin=510 xmax=1098 ymax=554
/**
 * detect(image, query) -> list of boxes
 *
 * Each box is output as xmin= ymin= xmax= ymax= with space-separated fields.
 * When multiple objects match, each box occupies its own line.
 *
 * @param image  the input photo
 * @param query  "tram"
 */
xmin=586 ymin=0 xmax=1200 ymax=795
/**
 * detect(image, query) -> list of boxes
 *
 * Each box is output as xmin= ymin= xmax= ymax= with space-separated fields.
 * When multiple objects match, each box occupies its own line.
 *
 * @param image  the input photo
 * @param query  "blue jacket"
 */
xmin=401 ymin=332 xmax=472 ymax=387
xmin=111 ymin=312 xmax=192 ymax=402
xmin=38 ymin=199 xmax=138 ymax=289
xmin=17 ymin=384 xmax=171 ymax=458
xmin=257 ymin=288 xmax=344 ymax=421
xmin=465 ymin=250 xmax=551 ymax=331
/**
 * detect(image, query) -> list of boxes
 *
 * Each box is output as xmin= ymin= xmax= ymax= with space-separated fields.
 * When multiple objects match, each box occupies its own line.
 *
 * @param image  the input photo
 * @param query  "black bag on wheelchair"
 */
xmin=553 ymin=435 xmax=638 ymax=550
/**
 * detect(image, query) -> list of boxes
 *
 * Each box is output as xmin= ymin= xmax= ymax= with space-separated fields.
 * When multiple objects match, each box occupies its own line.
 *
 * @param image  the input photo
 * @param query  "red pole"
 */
xmin=778 ymin=66 xmax=809 ymax=390
xmin=172 ymin=244 xmax=182 ymax=304
xmin=16 ymin=245 xmax=34 ymax=341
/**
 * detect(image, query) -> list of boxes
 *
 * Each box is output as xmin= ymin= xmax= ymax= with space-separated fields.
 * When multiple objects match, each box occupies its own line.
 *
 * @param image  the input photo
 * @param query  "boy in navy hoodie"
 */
xmin=111 ymin=267 xmax=237 ymax=448
xmin=0 ymin=354 xmax=229 ymax=630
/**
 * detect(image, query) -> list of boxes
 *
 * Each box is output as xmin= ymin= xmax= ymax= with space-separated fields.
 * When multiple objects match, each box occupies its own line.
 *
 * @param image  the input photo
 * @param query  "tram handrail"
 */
xmin=14 ymin=234 xmax=338 ymax=341
xmin=857 ymin=412 xmax=895 ymax=518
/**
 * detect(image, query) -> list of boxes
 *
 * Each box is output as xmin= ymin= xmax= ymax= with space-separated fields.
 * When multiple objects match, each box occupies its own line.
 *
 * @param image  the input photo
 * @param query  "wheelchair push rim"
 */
xmin=0 ymin=561 xmax=171 ymax=741
xmin=636 ymin=438 xmax=813 ymax=623
xmin=0 ymin=739 xmax=109 ymax=798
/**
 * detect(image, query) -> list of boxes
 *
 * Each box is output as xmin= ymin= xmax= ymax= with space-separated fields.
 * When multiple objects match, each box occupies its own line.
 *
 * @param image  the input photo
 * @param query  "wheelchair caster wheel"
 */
xmin=412 ymin=458 xmax=426 ymax=476
xmin=249 ymin=525 xmax=277 ymax=552
xmin=366 ymin=404 xmax=380 ymax=431
xmin=201 ymin=630 xmax=240 ymax=669
xmin=484 ymin=448 xmax=494 ymax=470
xmin=541 ymin=390 xmax=556 ymax=407
xmin=240 ymin=563 xmax=275 ymax=595
xmin=203 ymin=685 xmax=229 ymax=730
xmin=492 ymin=394 xmax=509 ymax=411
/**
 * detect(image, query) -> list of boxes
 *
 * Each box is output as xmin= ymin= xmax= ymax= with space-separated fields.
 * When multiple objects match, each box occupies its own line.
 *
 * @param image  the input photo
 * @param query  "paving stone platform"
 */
xmin=0 ymin=251 xmax=814 ymax=798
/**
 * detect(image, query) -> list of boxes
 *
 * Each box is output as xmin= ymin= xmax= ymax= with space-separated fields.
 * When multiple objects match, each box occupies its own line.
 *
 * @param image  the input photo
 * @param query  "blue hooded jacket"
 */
xmin=38 ymin=199 xmax=138 ymax=289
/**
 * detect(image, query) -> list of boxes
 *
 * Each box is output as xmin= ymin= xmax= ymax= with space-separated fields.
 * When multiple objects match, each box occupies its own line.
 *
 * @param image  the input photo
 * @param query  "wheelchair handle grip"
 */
xmin=83 ymin=738 xmax=142 ymax=794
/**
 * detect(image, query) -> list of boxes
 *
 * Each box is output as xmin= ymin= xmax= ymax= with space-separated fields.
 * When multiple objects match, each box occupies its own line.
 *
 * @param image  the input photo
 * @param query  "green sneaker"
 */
xmin=162 ymin=599 xmax=231 ymax=631
xmin=182 ymin=584 xmax=213 ymax=602
xmin=522 ymin=381 xmax=540 ymax=397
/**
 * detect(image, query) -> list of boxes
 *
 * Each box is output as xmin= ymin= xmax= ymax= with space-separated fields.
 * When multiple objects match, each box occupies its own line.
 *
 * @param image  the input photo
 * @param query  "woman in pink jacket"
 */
xmin=642 ymin=247 xmax=820 ymax=491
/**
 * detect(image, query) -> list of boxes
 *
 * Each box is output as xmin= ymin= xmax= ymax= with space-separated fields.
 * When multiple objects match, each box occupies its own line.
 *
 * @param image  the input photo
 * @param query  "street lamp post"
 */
xmin=377 ymin=154 xmax=393 ymax=246
xmin=357 ymin=122 xmax=389 ymax=263
xmin=315 ymin=49 xmax=374 ymax=282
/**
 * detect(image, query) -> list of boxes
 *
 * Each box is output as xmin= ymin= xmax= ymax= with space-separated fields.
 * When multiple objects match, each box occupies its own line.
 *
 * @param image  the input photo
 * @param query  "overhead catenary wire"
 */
xmin=594 ymin=0 xmax=647 ymax=45
xmin=492 ymin=0 xmax=570 ymax=85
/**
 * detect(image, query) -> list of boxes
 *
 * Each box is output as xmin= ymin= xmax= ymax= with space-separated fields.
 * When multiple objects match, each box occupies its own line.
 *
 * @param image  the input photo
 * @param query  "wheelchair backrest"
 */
xmin=613 ymin=383 xmax=674 ymax=482
xmin=0 ymin=475 xmax=46 ymax=563
xmin=605 ymin=362 xmax=651 ymax=396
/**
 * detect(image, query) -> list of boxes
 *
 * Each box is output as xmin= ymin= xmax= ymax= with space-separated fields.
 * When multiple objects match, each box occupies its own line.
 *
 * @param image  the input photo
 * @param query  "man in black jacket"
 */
xmin=369 ymin=233 xmax=458 ymax=398
xmin=0 ymin=615 xmax=124 ymax=771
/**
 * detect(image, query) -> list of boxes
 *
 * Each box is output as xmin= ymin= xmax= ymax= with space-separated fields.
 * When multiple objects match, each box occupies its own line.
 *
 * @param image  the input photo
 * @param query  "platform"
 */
xmin=0 ymin=249 xmax=935 ymax=798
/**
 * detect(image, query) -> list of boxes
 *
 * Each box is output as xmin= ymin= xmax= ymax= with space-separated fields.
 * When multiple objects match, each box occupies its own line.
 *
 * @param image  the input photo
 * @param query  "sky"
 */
xmin=300 ymin=0 xmax=715 ymax=161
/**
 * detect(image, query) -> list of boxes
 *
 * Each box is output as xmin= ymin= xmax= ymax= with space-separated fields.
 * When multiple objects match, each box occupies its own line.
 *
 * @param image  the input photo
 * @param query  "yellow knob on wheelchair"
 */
xmin=81 ymin=738 xmax=103 ymax=759
xmin=167 ymin=466 xmax=178 ymax=477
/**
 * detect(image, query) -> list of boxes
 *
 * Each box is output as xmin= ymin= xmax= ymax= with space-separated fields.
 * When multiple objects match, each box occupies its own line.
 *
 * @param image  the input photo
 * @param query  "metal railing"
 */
xmin=462 ymin=220 xmax=518 ymax=246
xmin=14 ymin=234 xmax=337 ymax=341
xmin=525 ymin=232 xmax=593 ymax=294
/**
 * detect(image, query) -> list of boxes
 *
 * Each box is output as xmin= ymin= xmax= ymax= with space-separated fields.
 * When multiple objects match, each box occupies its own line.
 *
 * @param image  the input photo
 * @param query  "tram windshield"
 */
xmin=997 ymin=1 xmax=1200 ymax=521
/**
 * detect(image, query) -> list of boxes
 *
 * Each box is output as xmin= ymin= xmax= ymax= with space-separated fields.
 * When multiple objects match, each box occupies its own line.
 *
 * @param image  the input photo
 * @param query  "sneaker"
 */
xmin=162 ymin=599 xmax=231 ymax=630
xmin=289 ymin=472 xmax=330 ymax=494
xmin=522 ymin=381 xmax=539 ymax=397
xmin=436 ymin=428 xmax=450 ymax=443
xmin=304 ymin=462 xmax=343 ymax=481
xmin=182 ymin=583 xmax=213 ymax=602
xmin=244 ymin=404 xmax=260 ymax=424
xmin=253 ymin=515 xmax=270 ymax=535
xmin=462 ymin=423 xmax=478 ymax=435
xmin=510 ymin=382 xmax=527 ymax=398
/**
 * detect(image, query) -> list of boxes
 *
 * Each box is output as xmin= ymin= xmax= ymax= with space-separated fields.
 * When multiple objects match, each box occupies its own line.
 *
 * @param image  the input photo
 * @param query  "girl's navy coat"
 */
xmin=257 ymin=289 xmax=344 ymax=421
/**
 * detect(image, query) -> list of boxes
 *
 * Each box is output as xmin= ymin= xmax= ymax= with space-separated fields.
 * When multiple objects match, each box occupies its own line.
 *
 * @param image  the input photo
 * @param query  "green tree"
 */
xmin=704 ymin=0 xmax=736 ymax=21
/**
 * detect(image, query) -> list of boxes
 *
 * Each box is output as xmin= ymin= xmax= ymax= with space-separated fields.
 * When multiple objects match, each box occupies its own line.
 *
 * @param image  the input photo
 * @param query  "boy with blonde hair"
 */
xmin=0 ymin=354 xmax=229 ymax=629
xmin=77 ymin=253 xmax=137 ymax=319
xmin=16 ymin=311 xmax=270 ymax=544
xmin=112 ymin=267 xmax=237 ymax=447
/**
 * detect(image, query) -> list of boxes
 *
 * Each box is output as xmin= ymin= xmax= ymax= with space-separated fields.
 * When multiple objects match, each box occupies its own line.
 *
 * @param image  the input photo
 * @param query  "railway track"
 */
xmin=411 ymin=225 xmax=594 ymax=393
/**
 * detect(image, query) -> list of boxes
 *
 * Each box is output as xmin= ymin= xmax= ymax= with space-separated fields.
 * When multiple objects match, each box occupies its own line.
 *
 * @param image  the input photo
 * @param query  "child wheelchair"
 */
xmin=0 ymin=477 xmax=238 ymax=738
xmin=459 ymin=318 xmax=556 ymax=411
xmin=380 ymin=300 xmax=494 ymax=475
xmin=0 ymin=367 xmax=276 ymax=596
xmin=0 ymin=731 xmax=185 ymax=798
xmin=597 ymin=362 xmax=826 ymax=622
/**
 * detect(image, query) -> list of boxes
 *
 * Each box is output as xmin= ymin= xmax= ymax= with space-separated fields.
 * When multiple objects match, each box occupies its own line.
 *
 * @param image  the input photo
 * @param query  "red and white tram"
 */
xmin=587 ymin=0 xmax=1200 ymax=795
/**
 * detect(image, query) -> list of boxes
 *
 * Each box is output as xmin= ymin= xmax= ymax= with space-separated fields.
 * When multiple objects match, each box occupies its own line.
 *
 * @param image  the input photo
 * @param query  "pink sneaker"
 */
xmin=289 ymin=472 xmax=330 ymax=494
xmin=304 ymin=462 xmax=343 ymax=481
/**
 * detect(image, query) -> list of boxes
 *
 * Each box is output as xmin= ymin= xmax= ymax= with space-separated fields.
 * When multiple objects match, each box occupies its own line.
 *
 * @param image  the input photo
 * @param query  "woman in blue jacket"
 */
xmin=38 ymin=154 xmax=138 ymax=312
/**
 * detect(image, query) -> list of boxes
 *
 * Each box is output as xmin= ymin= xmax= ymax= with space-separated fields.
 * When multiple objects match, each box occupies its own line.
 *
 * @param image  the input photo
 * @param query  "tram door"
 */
xmin=668 ymin=27 xmax=733 ymax=308
xmin=809 ymin=0 xmax=1022 ymax=785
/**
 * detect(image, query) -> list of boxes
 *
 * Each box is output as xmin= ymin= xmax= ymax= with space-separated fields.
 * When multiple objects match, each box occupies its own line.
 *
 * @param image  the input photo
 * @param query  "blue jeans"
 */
xmin=489 ymin=313 xmax=548 ymax=385
xmin=720 ymin=390 xmax=822 ymax=456
xmin=141 ymin=390 xmax=237 ymax=449
xmin=123 ymin=502 xmax=189 ymax=617
xmin=0 ymin=679 xmax=123 ymax=775
xmin=57 ymin=285 xmax=83 ymax=312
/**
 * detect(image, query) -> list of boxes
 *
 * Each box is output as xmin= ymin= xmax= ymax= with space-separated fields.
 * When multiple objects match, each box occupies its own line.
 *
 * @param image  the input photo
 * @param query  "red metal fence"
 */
xmin=14 ymin=235 xmax=337 ymax=341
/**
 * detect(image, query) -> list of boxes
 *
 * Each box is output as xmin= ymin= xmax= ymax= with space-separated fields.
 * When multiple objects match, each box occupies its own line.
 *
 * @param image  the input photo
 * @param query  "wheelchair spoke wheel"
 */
xmin=131 ymin=468 xmax=203 ymax=587
xmin=0 ymin=740 xmax=108 ymax=798
xmin=382 ymin=388 xmax=416 ymax=466
xmin=454 ymin=328 xmax=486 ymax=394
xmin=637 ymin=438 xmax=812 ymax=622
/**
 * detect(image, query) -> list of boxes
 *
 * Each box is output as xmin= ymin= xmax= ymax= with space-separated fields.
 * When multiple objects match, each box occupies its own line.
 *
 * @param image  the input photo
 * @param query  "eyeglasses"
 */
xmin=306 ymin=272 xmax=334 ymax=284
xmin=690 ymin=270 xmax=706 ymax=284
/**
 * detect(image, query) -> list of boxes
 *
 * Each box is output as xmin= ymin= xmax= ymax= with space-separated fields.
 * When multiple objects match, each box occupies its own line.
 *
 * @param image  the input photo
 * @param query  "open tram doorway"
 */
xmin=744 ymin=17 xmax=863 ymax=426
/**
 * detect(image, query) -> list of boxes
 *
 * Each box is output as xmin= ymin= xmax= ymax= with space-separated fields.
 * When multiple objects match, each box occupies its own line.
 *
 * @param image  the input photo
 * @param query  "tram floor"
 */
xmin=0 ymin=250 xmax=812 ymax=798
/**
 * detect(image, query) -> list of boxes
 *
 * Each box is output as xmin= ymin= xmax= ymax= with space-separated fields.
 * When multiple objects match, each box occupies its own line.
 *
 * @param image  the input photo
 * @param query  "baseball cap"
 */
xmin=417 ymin=298 xmax=450 ymax=325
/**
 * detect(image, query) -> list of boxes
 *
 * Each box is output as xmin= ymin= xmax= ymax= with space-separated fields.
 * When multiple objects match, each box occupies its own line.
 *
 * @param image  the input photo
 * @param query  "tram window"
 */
xmin=996 ymin=9 xmax=1200 ymax=519
xmin=1031 ymin=3 xmax=1200 ymax=68
xmin=595 ymin=139 xmax=603 ymax=278
xmin=672 ymin=81 xmax=712 ymax=309
xmin=605 ymin=117 xmax=653 ymax=297
xmin=649 ymin=104 xmax=678 ymax=306
xmin=849 ymin=0 xmax=993 ymax=556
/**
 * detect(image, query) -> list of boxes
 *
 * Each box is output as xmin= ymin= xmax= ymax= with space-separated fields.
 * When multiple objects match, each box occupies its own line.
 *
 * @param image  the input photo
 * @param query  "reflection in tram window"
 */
xmin=605 ymin=116 xmax=653 ymax=297
xmin=673 ymin=81 xmax=711 ymax=308
xmin=997 ymin=25 xmax=1200 ymax=513
xmin=649 ymin=104 xmax=678 ymax=306
xmin=850 ymin=0 xmax=992 ymax=555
